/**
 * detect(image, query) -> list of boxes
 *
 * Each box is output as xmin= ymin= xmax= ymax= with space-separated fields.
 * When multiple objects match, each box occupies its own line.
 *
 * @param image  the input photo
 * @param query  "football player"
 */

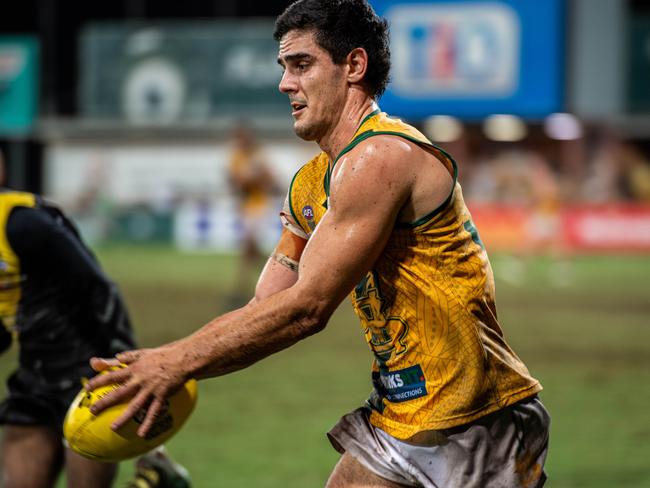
xmin=89 ymin=1 xmax=551 ymax=486
xmin=0 ymin=165 xmax=189 ymax=487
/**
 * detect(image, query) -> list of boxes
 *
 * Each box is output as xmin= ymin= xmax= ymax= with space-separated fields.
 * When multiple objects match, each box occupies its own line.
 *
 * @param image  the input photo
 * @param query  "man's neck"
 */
xmin=318 ymin=95 xmax=378 ymax=163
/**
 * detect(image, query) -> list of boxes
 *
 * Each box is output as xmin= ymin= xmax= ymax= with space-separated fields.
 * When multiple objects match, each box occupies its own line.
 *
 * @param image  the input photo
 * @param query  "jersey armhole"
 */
xmin=401 ymin=142 xmax=458 ymax=228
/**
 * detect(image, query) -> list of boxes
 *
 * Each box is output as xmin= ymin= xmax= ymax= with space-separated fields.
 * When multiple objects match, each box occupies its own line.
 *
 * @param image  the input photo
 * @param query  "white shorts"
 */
xmin=327 ymin=396 xmax=550 ymax=488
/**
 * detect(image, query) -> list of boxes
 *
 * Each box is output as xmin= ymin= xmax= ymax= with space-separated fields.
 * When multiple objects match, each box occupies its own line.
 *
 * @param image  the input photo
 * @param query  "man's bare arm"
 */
xmin=252 ymin=229 xmax=306 ymax=301
xmin=90 ymin=227 xmax=306 ymax=371
xmin=86 ymin=137 xmax=419 ymax=436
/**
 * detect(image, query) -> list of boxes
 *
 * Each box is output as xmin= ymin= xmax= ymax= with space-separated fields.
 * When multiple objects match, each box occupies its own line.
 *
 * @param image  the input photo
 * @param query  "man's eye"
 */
xmin=298 ymin=63 xmax=308 ymax=71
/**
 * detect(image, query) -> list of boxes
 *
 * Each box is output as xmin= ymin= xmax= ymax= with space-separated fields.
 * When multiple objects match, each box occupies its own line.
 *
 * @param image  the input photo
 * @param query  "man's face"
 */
xmin=277 ymin=30 xmax=348 ymax=142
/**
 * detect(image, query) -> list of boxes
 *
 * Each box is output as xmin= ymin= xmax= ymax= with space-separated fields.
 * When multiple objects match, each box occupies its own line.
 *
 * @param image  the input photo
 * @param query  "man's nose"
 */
xmin=279 ymin=70 xmax=297 ymax=94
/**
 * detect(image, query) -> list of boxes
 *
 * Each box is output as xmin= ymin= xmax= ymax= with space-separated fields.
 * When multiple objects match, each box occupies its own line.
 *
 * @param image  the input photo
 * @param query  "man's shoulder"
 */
xmin=336 ymin=112 xmax=435 ymax=173
xmin=328 ymin=136 xmax=415 ymax=210
xmin=6 ymin=196 xmax=79 ymax=243
xmin=340 ymin=116 xmax=454 ymax=182
xmin=0 ymin=189 xmax=38 ymax=209
xmin=4 ymin=204 xmax=57 ymax=259
xmin=7 ymin=205 xmax=54 ymax=235
xmin=1 ymin=191 xmax=43 ymax=237
xmin=339 ymin=132 xmax=428 ymax=174
xmin=330 ymin=129 xmax=454 ymax=218
xmin=0 ymin=190 xmax=67 ymax=220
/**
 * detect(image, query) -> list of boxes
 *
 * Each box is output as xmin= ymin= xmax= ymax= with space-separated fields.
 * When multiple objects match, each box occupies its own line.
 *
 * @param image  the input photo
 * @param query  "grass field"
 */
xmin=1 ymin=246 xmax=649 ymax=487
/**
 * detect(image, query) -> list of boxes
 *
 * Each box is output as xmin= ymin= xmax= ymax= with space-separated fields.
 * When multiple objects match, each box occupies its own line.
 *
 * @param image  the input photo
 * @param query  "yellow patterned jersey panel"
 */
xmin=287 ymin=112 xmax=541 ymax=439
xmin=287 ymin=152 xmax=329 ymax=236
xmin=0 ymin=191 xmax=36 ymax=330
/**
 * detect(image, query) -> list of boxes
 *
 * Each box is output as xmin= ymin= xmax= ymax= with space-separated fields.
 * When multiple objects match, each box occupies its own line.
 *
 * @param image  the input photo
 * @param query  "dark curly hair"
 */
xmin=274 ymin=0 xmax=391 ymax=99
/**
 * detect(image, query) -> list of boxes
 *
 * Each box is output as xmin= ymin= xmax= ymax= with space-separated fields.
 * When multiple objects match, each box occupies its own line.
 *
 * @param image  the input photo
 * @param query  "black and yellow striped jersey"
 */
xmin=0 ymin=189 xmax=135 ymax=376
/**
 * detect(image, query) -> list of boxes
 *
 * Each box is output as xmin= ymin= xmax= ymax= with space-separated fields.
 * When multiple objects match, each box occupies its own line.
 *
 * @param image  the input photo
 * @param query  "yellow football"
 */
xmin=63 ymin=369 xmax=198 ymax=463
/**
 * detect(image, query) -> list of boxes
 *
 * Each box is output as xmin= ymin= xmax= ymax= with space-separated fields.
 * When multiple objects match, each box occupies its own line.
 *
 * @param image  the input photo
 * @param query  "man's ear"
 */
xmin=347 ymin=47 xmax=368 ymax=84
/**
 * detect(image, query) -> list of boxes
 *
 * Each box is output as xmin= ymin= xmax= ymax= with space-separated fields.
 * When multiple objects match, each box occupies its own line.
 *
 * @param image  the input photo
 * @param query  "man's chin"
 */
xmin=293 ymin=122 xmax=318 ymax=141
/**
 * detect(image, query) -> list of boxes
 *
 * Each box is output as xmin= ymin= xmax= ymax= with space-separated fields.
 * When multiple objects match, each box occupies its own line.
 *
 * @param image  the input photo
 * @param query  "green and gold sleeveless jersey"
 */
xmin=0 ymin=191 xmax=36 ymax=331
xmin=286 ymin=110 xmax=541 ymax=439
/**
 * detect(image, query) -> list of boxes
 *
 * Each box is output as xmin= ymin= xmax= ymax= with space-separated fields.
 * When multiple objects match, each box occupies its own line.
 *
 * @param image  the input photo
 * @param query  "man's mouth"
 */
xmin=291 ymin=101 xmax=307 ymax=115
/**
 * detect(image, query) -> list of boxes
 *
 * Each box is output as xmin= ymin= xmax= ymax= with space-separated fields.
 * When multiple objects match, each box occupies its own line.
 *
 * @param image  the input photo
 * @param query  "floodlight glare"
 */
xmin=423 ymin=115 xmax=464 ymax=143
xmin=483 ymin=114 xmax=527 ymax=142
xmin=544 ymin=113 xmax=583 ymax=140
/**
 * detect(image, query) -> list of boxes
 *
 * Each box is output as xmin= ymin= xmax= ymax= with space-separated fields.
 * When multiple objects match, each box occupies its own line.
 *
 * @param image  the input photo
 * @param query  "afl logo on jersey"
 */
xmin=302 ymin=206 xmax=314 ymax=221
xmin=302 ymin=205 xmax=316 ymax=232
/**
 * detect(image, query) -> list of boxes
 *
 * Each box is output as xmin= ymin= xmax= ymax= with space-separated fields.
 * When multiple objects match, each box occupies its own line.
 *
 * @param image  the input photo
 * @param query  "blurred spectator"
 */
xmin=70 ymin=155 xmax=114 ymax=244
xmin=464 ymin=145 xmax=544 ymax=205
xmin=226 ymin=121 xmax=282 ymax=306
xmin=582 ymin=131 xmax=627 ymax=202
xmin=525 ymin=153 xmax=573 ymax=287
xmin=460 ymin=154 xmax=499 ymax=204
xmin=618 ymin=142 xmax=650 ymax=202
xmin=466 ymin=145 xmax=573 ymax=286
xmin=582 ymin=131 xmax=650 ymax=203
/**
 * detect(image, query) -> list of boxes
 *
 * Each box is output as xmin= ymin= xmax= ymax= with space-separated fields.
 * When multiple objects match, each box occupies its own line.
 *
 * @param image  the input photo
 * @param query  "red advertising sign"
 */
xmin=562 ymin=205 xmax=650 ymax=252
xmin=468 ymin=205 xmax=530 ymax=252
xmin=468 ymin=203 xmax=650 ymax=253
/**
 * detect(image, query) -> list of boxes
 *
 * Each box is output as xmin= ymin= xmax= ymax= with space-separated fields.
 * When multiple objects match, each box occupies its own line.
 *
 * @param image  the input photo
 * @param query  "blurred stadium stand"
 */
xmin=1 ymin=0 xmax=650 ymax=252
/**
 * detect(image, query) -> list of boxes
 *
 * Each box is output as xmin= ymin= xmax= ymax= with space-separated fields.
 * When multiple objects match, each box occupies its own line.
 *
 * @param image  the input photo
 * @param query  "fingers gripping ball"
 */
xmin=63 ymin=367 xmax=198 ymax=463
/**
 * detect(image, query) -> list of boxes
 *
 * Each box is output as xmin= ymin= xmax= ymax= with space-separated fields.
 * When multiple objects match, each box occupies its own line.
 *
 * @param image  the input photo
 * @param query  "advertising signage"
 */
xmin=80 ymin=21 xmax=287 ymax=122
xmin=369 ymin=0 xmax=565 ymax=120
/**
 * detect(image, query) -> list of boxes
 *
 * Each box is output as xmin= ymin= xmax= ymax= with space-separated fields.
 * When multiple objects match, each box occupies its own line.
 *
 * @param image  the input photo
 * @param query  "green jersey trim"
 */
xmin=322 ymin=170 xmax=329 ymax=210
xmin=401 ymin=138 xmax=459 ymax=228
xmin=359 ymin=108 xmax=381 ymax=129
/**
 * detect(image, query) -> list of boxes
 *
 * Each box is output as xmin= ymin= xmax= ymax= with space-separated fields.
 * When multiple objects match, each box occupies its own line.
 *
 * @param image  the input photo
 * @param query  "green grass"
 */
xmin=489 ymin=255 xmax=650 ymax=488
xmin=1 ymin=246 xmax=649 ymax=487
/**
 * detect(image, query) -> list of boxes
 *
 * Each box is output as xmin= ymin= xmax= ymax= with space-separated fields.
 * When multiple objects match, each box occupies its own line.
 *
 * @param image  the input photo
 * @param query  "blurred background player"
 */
xmin=0 ymin=152 xmax=189 ymax=488
xmin=483 ymin=147 xmax=573 ymax=286
xmin=226 ymin=121 xmax=282 ymax=306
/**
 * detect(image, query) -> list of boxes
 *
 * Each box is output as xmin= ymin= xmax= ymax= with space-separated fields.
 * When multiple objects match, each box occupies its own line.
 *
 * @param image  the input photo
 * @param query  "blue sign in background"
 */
xmin=369 ymin=0 xmax=565 ymax=121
